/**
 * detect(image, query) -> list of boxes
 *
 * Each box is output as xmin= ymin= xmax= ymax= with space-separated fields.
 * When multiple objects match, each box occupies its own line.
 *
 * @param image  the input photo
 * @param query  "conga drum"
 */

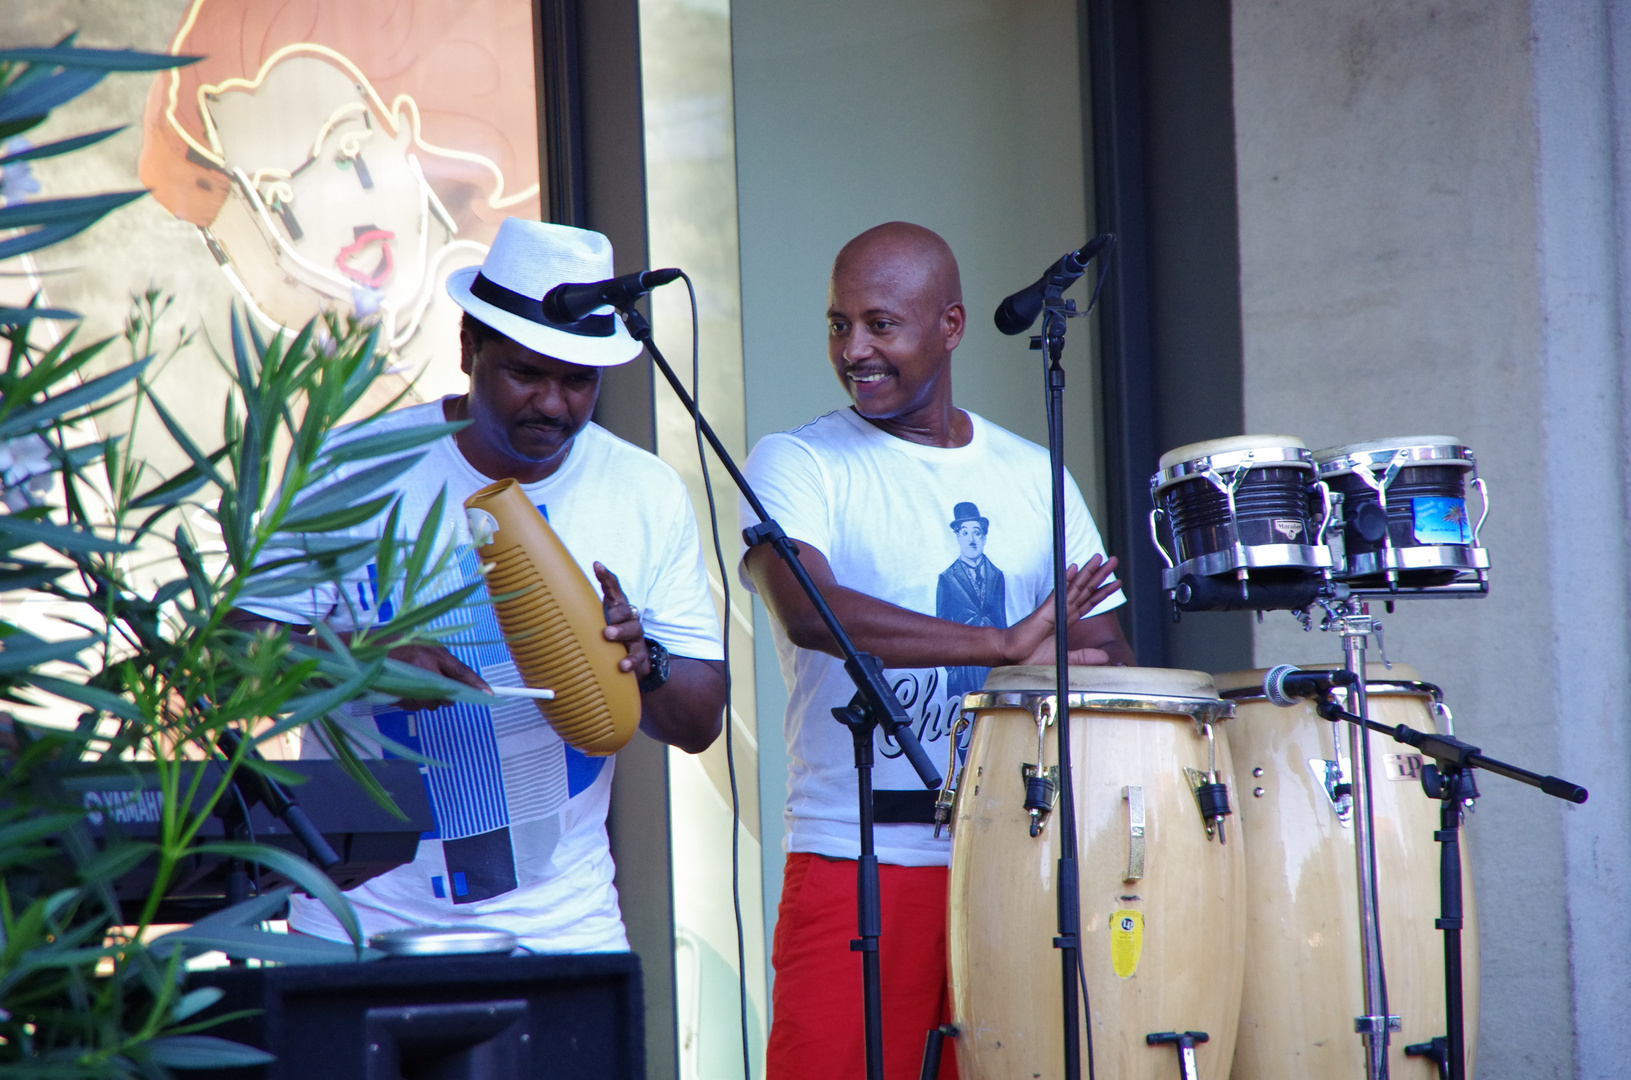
xmin=1218 ymin=664 xmax=1480 ymax=1078
xmin=946 ymin=666 xmax=1245 ymax=1080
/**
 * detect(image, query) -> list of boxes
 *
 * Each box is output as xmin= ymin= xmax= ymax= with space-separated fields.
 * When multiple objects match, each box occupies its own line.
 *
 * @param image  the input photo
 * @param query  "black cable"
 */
xmin=1076 ymin=949 xmax=1096 ymax=1080
xmin=676 ymin=272 xmax=754 ymax=1080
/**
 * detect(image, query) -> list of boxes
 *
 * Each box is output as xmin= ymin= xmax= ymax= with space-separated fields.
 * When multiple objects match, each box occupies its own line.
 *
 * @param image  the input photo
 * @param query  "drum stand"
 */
xmin=1318 ymin=601 xmax=1399 ymax=1080
xmin=621 ymin=306 xmax=944 ymax=1080
xmin=1310 ymin=683 xmax=1587 ymax=1080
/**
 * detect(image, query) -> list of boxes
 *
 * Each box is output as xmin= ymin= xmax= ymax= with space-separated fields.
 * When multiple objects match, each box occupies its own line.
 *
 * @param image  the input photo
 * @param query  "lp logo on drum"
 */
xmin=1110 ymin=908 xmax=1144 ymax=979
xmin=1384 ymin=753 xmax=1427 ymax=782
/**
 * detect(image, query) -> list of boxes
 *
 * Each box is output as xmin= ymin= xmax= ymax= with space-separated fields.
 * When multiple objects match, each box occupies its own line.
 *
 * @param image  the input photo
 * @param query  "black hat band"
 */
xmin=469 ymin=272 xmax=616 ymax=338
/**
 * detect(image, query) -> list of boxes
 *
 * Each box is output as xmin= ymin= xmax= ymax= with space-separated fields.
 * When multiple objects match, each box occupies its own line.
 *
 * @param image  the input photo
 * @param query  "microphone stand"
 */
xmin=215 ymin=728 xmax=343 ymax=886
xmin=618 ymin=305 xmax=942 ymax=1080
xmin=1035 ymin=287 xmax=1088 ymax=1080
xmin=1312 ymin=691 xmax=1588 ymax=1080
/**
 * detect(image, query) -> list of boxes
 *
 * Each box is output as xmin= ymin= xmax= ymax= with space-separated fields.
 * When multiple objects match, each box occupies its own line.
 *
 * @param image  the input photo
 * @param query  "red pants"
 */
xmin=766 ymin=852 xmax=958 ymax=1080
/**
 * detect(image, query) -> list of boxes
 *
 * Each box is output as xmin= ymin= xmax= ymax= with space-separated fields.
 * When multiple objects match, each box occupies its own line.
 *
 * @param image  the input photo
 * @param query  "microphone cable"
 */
xmin=675 ymin=271 xmax=755 ymax=1080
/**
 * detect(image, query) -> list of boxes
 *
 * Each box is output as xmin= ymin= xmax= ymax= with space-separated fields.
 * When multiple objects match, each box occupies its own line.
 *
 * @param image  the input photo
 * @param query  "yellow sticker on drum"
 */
xmin=1110 ymin=908 xmax=1144 ymax=979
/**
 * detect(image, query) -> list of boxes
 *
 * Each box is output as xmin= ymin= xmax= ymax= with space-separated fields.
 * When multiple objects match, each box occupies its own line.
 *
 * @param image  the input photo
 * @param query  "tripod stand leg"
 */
xmin=918 ymin=1023 xmax=957 ymax=1080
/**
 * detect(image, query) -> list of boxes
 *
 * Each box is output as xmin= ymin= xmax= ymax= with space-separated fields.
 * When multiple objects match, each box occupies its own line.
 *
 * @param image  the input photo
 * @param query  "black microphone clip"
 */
xmin=542 ymin=267 xmax=683 ymax=325
xmin=993 ymin=234 xmax=1114 ymax=336
xmin=1263 ymin=665 xmax=1358 ymax=707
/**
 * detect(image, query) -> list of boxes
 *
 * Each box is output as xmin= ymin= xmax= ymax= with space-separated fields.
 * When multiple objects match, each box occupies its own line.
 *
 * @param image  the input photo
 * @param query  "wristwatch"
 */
xmin=638 ymin=636 xmax=670 ymax=693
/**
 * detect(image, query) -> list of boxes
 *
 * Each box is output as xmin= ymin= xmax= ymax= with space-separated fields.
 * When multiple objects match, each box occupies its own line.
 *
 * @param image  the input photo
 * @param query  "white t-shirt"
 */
xmin=243 ymin=400 xmax=722 ymax=952
xmin=740 ymin=407 xmax=1123 ymax=867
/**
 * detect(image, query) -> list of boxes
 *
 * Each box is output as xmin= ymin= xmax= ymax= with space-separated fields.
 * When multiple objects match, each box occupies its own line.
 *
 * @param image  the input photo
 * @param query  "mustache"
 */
xmin=517 ymin=416 xmax=571 ymax=430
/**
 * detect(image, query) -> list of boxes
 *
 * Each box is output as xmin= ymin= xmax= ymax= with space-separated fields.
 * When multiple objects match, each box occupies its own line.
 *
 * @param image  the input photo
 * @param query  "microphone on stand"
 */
xmin=542 ymin=267 xmax=682 ymax=324
xmin=993 ymin=234 xmax=1114 ymax=335
xmin=1263 ymin=665 xmax=1358 ymax=707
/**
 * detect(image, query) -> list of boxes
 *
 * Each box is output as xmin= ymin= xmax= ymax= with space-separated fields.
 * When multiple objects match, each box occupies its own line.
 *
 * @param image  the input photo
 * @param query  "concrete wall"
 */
xmin=1232 ymin=1 xmax=1631 ymax=1074
xmin=731 ymin=0 xmax=1095 ymax=987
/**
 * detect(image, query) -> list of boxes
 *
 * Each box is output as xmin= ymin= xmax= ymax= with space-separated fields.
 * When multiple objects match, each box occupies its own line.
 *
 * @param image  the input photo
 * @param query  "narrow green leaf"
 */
xmin=0 ymin=45 xmax=201 ymax=72
xmin=278 ymin=454 xmax=423 ymax=531
xmin=277 ymin=663 xmax=381 ymax=727
xmin=402 ymin=486 xmax=448 ymax=588
xmin=72 ymin=839 xmax=156 ymax=885
xmin=171 ymin=986 xmax=225 ymax=1022
xmin=0 ymin=189 xmax=146 ymax=230
xmin=128 ymin=444 xmax=230 ymax=509
xmin=0 ymin=125 xmax=122 ymax=166
xmin=0 ymin=305 xmax=78 ymax=325
xmin=0 ymin=357 xmax=147 ymax=438
xmin=0 ymin=515 xmax=133 ymax=554
xmin=27 ymin=674 xmax=140 ymax=720
xmin=0 ymin=565 xmax=68 ymax=591
xmin=0 ymin=66 xmax=103 ymax=125
xmin=145 ymin=1035 xmax=276 ymax=1068
xmin=183 ymin=888 xmax=295 ymax=934
xmin=142 ymin=385 xmax=228 ymax=491
xmin=279 ymin=493 xmax=395 ymax=534
xmin=0 ymin=632 xmax=99 ymax=673
xmin=318 ymin=420 xmax=468 ymax=466
xmin=154 ymin=925 xmax=384 ymax=967
xmin=192 ymin=842 xmax=364 ymax=947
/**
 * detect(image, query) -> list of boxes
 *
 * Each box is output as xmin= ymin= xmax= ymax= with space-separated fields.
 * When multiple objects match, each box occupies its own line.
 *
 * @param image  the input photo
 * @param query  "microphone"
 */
xmin=993 ymin=234 xmax=1114 ymax=335
xmin=542 ymin=267 xmax=682 ymax=324
xmin=1263 ymin=665 xmax=1358 ymax=707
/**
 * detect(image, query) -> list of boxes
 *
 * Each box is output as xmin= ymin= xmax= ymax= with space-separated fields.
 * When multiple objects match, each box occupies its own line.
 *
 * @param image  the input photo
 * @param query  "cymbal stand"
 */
xmin=1316 ymin=598 xmax=1398 ymax=1080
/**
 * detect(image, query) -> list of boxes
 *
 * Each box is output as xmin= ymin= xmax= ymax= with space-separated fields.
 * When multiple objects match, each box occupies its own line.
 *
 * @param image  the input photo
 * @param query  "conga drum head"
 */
xmin=948 ymin=665 xmax=1245 ymax=1080
xmin=978 ymin=663 xmax=1219 ymax=696
xmin=1215 ymin=663 xmax=1479 ymax=1080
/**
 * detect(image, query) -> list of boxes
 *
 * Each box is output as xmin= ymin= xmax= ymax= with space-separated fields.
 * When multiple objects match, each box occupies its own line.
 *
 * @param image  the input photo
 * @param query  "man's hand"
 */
xmin=1002 ymin=554 xmax=1124 ymax=666
xmin=594 ymin=562 xmax=650 ymax=678
xmin=593 ymin=562 xmax=725 ymax=754
xmin=388 ymin=643 xmax=490 ymax=712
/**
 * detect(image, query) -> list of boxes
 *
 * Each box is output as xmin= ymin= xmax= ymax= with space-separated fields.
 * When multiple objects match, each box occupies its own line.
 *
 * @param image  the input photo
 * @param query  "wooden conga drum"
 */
xmin=1218 ymin=664 xmax=1479 ymax=1078
xmin=946 ymin=666 xmax=1246 ymax=1080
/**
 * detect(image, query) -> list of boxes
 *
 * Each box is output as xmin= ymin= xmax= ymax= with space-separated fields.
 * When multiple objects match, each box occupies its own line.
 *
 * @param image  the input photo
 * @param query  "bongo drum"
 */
xmin=1313 ymin=437 xmax=1489 ymax=591
xmin=1217 ymin=664 xmax=1479 ymax=1079
xmin=1150 ymin=436 xmax=1332 ymax=603
xmin=945 ymin=666 xmax=1245 ymax=1080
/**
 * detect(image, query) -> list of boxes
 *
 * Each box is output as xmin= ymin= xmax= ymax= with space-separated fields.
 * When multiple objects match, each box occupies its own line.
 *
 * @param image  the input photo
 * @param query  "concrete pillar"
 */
xmin=1233 ymin=1 xmax=1631 ymax=1074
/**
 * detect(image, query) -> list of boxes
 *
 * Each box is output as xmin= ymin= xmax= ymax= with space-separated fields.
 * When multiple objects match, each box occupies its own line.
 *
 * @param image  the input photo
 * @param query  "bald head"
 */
xmin=830 ymin=222 xmax=962 ymax=316
xmin=825 ymin=223 xmax=969 ymax=441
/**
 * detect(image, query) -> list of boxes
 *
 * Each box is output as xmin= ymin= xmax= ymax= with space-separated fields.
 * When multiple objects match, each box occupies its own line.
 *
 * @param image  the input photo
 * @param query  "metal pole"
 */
xmin=1340 ymin=607 xmax=1397 ymax=1079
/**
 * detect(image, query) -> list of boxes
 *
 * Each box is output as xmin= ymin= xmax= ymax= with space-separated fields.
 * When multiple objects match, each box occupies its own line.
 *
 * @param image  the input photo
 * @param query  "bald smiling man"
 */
xmin=740 ymin=222 xmax=1133 ymax=1080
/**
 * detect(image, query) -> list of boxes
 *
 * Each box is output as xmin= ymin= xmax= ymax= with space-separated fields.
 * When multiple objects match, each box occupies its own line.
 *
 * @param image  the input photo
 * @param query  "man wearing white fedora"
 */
xmin=237 ymin=218 xmax=726 ymax=953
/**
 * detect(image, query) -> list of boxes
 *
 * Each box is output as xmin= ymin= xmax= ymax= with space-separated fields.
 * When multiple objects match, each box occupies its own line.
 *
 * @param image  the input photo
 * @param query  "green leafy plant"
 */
xmin=0 ymin=38 xmax=485 ymax=1078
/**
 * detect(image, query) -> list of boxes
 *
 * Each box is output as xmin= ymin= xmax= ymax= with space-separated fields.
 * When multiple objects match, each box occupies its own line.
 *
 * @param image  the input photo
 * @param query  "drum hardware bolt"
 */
xmin=1022 ymin=763 xmax=1060 ymax=836
xmin=1252 ymin=767 xmax=1264 ymax=778
xmin=1183 ymin=765 xmax=1232 ymax=843
xmin=1253 ymin=787 xmax=1265 ymax=798
xmin=932 ymin=712 xmax=974 ymax=838
xmin=1354 ymin=1015 xmax=1402 ymax=1034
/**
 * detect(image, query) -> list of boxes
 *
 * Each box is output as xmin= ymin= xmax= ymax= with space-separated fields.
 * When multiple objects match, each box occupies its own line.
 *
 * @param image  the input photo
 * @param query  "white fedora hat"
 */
xmin=446 ymin=218 xmax=643 ymax=367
